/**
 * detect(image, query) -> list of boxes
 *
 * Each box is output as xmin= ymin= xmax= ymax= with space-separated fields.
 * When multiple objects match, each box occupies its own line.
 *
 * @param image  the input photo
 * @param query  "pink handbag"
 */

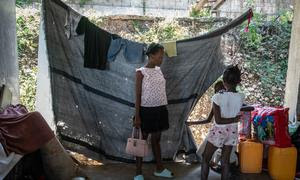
xmin=126 ymin=128 xmax=150 ymax=157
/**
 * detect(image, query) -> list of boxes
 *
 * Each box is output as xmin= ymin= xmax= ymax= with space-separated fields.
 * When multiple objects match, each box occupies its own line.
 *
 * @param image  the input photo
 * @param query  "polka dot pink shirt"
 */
xmin=136 ymin=67 xmax=168 ymax=107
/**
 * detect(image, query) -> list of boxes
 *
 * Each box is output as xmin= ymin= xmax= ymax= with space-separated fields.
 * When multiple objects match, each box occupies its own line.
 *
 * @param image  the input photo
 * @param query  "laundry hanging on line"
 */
xmin=162 ymin=41 xmax=177 ymax=57
xmin=107 ymin=38 xmax=146 ymax=64
xmin=75 ymin=17 xmax=120 ymax=70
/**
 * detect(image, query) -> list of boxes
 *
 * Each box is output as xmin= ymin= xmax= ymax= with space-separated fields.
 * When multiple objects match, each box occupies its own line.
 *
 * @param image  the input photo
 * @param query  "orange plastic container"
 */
xmin=268 ymin=146 xmax=297 ymax=180
xmin=239 ymin=140 xmax=263 ymax=173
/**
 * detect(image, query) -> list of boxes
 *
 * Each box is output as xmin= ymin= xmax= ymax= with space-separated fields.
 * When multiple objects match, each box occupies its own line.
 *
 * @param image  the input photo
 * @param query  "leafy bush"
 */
xmin=16 ymin=10 xmax=40 ymax=111
xmin=17 ymin=15 xmax=39 ymax=59
xmin=189 ymin=6 xmax=211 ymax=18
xmin=132 ymin=20 xmax=190 ymax=43
xmin=19 ymin=67 xmax=38 ymax=111
xmin=79 ymin=0 xmax=91 ymax=6
xmin=16 ymin=0 xmax=38 ymax=7
xmin=239 ymin=10 xmax=292 ymax=105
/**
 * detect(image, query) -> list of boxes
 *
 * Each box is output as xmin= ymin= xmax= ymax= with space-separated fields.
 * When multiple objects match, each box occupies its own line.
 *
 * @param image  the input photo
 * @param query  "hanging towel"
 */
xmin=162 ymin=41 xmax=177 ymax=57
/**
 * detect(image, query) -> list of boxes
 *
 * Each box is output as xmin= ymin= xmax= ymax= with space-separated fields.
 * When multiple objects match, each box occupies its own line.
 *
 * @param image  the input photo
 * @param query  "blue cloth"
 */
xmin=107 ymin=38 xmax=145 ymax=64
xmin=253 ymin=115 xmax=274 ymax=128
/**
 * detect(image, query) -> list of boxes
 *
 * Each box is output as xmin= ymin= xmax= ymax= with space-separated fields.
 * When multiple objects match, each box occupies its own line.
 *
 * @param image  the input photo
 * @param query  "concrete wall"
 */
xmin=218 ymin=0 xmax=292 ymax=18
xmin=284 ymin=0 xmax=300 ymax=122
xmin=64 ymin=0 xmax=197 ymax=17
xmin=0 ymin=1 xmax=19 ymax=104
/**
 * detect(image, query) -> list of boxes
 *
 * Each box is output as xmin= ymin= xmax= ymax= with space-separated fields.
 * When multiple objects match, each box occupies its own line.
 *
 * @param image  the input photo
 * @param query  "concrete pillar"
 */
xmin=0 ymin=1 xmax=19 ymax=104
xmin=40 ymin=138 xmax=82 ymax=180
xmin=284 ymin=0 xmax=300 ymax=122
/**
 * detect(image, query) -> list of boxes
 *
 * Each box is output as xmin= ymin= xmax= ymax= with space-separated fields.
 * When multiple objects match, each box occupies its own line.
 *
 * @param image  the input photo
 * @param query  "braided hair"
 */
xmin=145 ymin=43 xmax=164 ymax=57
xmin=223 ymin=65 xmax=241 ymax=85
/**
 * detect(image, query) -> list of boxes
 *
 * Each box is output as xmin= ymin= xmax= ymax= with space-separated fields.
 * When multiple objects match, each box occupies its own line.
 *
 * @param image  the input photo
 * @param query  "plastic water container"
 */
xmin=239 ymin=140 xmax=263 ymax=173
xmin=288 ymin=116 xmax=299 ymax=136
xmin=268 ymin=146 xmax=297 ymax=180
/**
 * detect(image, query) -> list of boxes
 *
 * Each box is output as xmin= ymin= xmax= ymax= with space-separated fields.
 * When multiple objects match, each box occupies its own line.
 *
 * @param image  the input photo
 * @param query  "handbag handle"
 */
xmin=131 ymin=128 xmax=143 ymax=140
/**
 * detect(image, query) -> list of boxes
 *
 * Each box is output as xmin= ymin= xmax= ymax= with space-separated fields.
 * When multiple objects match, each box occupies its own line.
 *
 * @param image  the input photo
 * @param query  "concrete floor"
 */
xmin=82 ymin=162 xmax=271 ymax=180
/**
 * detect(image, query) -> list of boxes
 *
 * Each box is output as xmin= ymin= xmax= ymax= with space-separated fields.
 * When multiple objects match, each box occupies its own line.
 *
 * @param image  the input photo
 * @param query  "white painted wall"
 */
xmin=64 ymin=0 xmax=197 ymax=17
xmin=218 ymin=0 xmax=292 ymax=18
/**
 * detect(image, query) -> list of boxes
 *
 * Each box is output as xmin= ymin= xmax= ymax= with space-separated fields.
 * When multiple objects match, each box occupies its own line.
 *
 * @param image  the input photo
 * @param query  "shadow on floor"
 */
xmin=82 ymin=162 xmax=271 ymax=180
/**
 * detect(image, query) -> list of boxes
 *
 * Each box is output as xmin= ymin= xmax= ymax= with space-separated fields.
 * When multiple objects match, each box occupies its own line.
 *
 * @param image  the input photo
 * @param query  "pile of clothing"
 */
xmin=251 ymin=106 xmax=291 ymax=147
xmin=0 ymin=104 xmax=54 ymax=178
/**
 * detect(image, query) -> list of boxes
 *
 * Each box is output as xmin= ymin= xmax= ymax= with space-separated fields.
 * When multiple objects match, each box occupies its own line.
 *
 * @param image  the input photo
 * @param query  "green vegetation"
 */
xmin=79 ymin=0 xmax=91 ymax=6
xmin=16 ymin=0 xmax=37 ymax=7
xmin=132 ymin=20 xmax=189 ymax=43
xmin=239 ymin=10 xmax=292 ymax=104
xmin=16 ymin=13 xmax=39 ymax=111
xmin=189 ymin=7 xmax=211 ymax=18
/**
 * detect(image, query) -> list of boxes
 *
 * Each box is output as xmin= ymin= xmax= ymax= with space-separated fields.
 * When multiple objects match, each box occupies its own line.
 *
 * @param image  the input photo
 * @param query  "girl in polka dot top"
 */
xmin=134 ymin=43 xmax=173 ymax=180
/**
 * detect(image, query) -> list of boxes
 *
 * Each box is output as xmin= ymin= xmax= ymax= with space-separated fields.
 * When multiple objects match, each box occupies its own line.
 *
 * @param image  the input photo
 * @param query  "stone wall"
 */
xmin=63 ymin=0 xmax=197 ymax=17
xmin=218 ymin=0 xmax=293 ymax=18
xmin=30 ymin=0 xmax=293 ymax=18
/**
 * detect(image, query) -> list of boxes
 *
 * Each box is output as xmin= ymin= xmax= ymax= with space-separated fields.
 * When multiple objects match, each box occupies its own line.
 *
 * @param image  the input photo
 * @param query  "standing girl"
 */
xmin=134 ymin=43 xmax=174 ymax=180
xmin=201 ymin=66 xmax=245 ymax=180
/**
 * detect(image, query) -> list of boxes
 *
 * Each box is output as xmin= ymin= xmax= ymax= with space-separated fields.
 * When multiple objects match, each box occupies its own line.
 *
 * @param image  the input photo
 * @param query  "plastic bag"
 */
xmin=238 ymin=111 xmax=252 ymax=140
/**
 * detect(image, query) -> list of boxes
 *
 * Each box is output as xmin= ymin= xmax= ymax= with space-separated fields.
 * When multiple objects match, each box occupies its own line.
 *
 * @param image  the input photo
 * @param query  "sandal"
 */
xmin=153 ymin=169 xmax=174 ymax=178
xmin=134 ymin=175 xmax=144 ymax=180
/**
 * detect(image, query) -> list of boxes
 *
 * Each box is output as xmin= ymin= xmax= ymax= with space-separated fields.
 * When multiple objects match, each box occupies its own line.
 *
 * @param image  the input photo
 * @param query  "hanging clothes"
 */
xmin=107 ymin=38 xmax=146 ymax=64
xmin=76 ymin=16 xmax=119 ymax=70
xmin=64 ymin=6 xmax=82 ymax=39
xmin=162 ymin=41 xmax=177 ymax=57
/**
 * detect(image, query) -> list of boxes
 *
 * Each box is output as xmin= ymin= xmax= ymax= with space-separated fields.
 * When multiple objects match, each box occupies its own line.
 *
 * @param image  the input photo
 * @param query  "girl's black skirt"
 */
xmin=140 ymin=105 xmax=169 ymax=134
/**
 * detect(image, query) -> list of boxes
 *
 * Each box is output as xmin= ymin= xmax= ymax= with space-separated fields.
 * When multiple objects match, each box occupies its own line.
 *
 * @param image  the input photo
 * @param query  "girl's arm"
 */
xmin=186 ymin=109 xmax=214 ymax=126
xmin=213 ymin=103 xmax=240 ymax=124
xmin=207 ymin=109 xmax=214 ymax=122
xmin=240 ymin=105 xmax=254 ymax=112
xmin=134 ymin=71 xmax=143 ymax=128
